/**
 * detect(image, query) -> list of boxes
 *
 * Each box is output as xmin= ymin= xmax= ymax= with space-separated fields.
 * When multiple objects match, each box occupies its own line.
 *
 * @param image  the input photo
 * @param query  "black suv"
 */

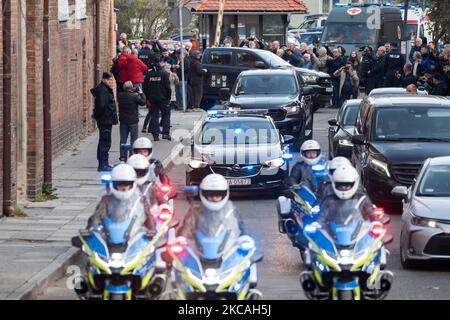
xmin=351 ymin=95 xmax=450 ymax=212
xmin=223 ymin=69 xmax=314 ymax=150
xmin=200 ymin=47 xmax=332 ymax=110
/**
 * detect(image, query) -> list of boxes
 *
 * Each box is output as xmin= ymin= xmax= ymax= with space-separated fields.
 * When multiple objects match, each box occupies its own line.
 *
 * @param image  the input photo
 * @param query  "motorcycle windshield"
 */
xmin=329 ymin=222 xmax=359 ymax=247
xmin=103 ymin=216 xmax=133 ymax=245
xmin=195 ymin=229 xmax=228 ymax=261
xmin=220 ymin=246 xmax=249 ymax=275
xmin=125 ymin=232 xmax=151 ymax=261
xmin=323 ymin=206 xmax=363 ymax=248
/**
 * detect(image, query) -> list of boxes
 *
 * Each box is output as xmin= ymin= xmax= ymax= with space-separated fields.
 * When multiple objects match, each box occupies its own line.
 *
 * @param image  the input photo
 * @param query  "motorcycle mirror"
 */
xmin=71 ymin=236 xmax=82 ymax=248
xmin=382 ymin=235 xmax=394 ymax=246
xmin=252 ymin=250 xmax=264 ymax=263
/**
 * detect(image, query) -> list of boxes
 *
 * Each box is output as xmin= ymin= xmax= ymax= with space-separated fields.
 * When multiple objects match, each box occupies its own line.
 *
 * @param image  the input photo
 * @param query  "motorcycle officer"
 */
xmin=286 ymin=140 xmax=324 ymax=193
xmin=318 ymin=165 xmax=378 ymax=223
xmin=87 ymin=164 xmax=156 ymax=235
xmin=318 ymin=156 xmax=352 ymax=199
xmin=132 ymin=137 xmax=169 ymax=185
xmin=178 ymin=174 xmax=245 ymax=243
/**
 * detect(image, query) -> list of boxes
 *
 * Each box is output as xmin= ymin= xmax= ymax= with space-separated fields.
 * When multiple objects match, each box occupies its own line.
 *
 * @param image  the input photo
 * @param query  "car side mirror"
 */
xmin=219 ymin=88 xmax=231 ymax=100
xmin=351 ymin=134 xmax=366 ymax=145
xmin=391 ymin=186 xmax=408 ymax=199
xmin=255 ymin=61 xmax=266 ymax=69
xmin=328 ymin=118 xmax=338 ymax=126
xmin=382 ymin=234 xmax=394 ymax=246
xmin=71 ymin=236 xmax=82 ymax=248
xmin=251 ymin=250 xmax=264 ymax=263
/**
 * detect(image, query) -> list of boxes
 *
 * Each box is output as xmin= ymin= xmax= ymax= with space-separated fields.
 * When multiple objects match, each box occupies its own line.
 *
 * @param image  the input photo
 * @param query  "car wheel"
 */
xmin=400 ymin=231 xmax=415 ymax=270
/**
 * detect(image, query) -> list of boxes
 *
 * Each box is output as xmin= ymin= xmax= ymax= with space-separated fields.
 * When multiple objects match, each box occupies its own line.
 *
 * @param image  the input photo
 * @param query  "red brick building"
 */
xmin=1 ymin=0 xmax=116 ymax=216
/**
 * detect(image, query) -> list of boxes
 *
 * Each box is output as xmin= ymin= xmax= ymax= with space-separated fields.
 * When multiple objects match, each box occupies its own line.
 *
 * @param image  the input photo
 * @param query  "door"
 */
xmin=202 ymin=49 xmax=235 ymax=101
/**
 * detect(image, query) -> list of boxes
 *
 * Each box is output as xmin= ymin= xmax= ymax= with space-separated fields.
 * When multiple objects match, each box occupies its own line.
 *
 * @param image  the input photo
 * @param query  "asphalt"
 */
xmin=37 ymin=107 xmax=450 ymax=300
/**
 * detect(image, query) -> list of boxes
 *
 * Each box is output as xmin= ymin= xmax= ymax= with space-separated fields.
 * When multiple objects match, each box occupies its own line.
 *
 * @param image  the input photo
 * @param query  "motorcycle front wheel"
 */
xmin=337 ymin=290 xmax=354 ymax=300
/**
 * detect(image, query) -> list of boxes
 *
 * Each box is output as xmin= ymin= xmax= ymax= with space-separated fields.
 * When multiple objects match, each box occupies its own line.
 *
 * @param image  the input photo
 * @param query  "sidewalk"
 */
xmin=0 ymin=110 xmax=204 ymax=300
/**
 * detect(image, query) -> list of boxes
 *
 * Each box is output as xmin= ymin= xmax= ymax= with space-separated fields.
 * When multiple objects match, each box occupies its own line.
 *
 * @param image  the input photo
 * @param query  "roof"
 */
xmin=192 ymin=0 xmax=307 ymax=13
xmin=369 ymin=96 xmax=450 ymax=107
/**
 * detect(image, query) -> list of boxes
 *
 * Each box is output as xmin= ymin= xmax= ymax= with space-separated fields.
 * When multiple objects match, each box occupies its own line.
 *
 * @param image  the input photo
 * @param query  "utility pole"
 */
xmin=213 ymin=0 xmax=225 ymax=47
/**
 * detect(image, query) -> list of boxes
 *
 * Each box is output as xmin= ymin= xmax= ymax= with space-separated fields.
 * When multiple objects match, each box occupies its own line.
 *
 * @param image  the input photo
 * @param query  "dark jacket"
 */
xmin=370 ymin=54 xmax=386 ymax=88
xmin=188 ymin=58 xmax=207 ymax=86
xmin=327 ymin=56 xmax=346 ymax=79
xmin=138 ymin=47 xmax=153 ymax=67
xmin=401 ymin=73 xmax=418 ymax=88
xmin=287 ymin=48 xmax=305 ymax=68
xmin=384 ymin=50 xmax=405 ymax=76
xmin=143 ymin=67 xmax=171 ymax=104
xmin=117 ymin=91 xmax=146 ymax=124
xmin=430 ymin=81 xmax=449 ymax=96
xmin=90 ymin=82 xmax=118 ymax=126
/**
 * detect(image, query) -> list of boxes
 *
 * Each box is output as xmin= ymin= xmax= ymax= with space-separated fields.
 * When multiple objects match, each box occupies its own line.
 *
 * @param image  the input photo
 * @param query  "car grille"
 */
xmin=391 ymin=164 xmax=421 ymax=186
xmin=317 ymin=77 xmax=332 ymax=86
xmin=210 ymin=164 xmax=262 ymax=178
xmin=267 ymin=109 xmax=286 ymax=121
xmin=424 ymin=233 xmax=450 ymax=256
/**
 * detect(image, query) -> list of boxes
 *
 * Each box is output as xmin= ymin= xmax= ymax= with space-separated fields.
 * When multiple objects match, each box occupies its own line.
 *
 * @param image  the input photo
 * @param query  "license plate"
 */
xmin=326 ymin=87 xmax=333 ymax=93
xmin=227 ymin=178 xmax=251 ymax=186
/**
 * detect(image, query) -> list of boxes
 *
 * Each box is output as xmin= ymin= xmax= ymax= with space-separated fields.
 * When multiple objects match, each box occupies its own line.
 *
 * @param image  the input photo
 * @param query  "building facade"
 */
xmin=1 ymin=0 xmax=116 ymax=216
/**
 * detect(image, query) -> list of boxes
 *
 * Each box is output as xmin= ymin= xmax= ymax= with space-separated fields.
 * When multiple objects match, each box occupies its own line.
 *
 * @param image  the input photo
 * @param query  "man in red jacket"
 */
xmin=127 ymin=49 xmax=148 ymax=89
xmin=117 ymin=47 xmax=131 ymax=93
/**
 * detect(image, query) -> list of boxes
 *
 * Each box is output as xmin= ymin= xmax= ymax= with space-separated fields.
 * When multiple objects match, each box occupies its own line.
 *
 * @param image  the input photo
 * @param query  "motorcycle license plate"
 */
xmin=227 ymin=178 xmax=251 ymax=186
xmin=326 ymin=87 xmax=333 ymax=93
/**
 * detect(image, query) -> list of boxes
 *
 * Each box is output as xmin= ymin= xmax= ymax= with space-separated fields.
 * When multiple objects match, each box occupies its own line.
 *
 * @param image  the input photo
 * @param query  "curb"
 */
xmin=15 ymin=111 xmax=205 ymax=300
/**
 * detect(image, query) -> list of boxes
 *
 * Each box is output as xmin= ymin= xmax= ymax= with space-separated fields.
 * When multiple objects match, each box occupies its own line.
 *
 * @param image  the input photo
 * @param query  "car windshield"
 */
xmin=234 ymin=74 xmax=298 ymax=96
xmin=322 ymin=22 xmax=378 ymax=45
xmin=257 ymin=50 xmax=292 ymax=67
xmin=374 ymin=107 xmax=450 ymax=141
xmin=417 ymin=165 xmax=450 ymax=197
xmin=201 ymin=120 xmax=279 ymax=145
xmin=342 ymin=105 xmax=359 ymax=126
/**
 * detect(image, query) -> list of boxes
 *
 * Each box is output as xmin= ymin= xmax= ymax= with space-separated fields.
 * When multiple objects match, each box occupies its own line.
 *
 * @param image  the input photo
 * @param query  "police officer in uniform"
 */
xmin=143 ymin=59 xmax=171 ymax=141
xmin=383 ymin=42 xmax=405 ymax=87
xmin=138 ymin=40 xmax=153 ymax=67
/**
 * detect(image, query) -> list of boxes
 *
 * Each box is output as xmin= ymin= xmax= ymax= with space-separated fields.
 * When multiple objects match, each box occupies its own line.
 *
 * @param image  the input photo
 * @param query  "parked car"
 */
xmin=296 ymin=68 xmax=333 ymax=111
xmin=222 ymin=69 xmax=314 ymax=150
xmin=186 ymin=109 xmax=293 ymax=194
xmin=328 ymin=99 xmax=362 ymax=159
xmin=351 ymin=95 xmax=450 ymax=213
xmin=392 ymin=156 xmax=450 ymax=268
xmin=200 ymin=47 xmax=332 ymax=111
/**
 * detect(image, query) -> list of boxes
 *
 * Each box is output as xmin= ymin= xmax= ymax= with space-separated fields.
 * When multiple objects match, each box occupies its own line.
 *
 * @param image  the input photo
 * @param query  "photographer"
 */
xmin=333 ymin=62 xmax=359 ymax=108
xmin=117 ymin=81 xmax=146 ymax=161
xmin=286 ymin=43 xmax=304 ymax=67
xmin=311 ymin=47 xmax=330 ymax=73
xmin=239 ymin=36 xmax=265 ymax=49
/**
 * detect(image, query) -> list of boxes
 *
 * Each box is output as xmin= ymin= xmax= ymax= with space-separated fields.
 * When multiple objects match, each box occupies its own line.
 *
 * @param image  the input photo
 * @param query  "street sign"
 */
xmin=169 ymin=6 xmax=192 ymax=26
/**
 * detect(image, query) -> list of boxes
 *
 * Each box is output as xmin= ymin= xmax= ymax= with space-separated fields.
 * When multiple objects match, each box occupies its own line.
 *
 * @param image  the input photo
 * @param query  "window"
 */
xmin=206 ymin=51 xmax=233 ymax=65
xmin=76 ymin=0 xmax=87 ymax=20
xmin=262 ymin=15 xmax=284 ymax=46
xmin=236 ymin=52 xmax=263 ymax=68
xmin=321 ymin=22 xmax=378 ymax=45
xmin=418 ymin=165 xmax=450 ymax=197
xmin=58 ymin=0 xmax=70 ymax=21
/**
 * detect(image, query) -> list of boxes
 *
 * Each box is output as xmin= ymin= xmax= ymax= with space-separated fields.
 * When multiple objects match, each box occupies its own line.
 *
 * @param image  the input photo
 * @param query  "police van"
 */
xmin=319 ymin=3 xmax=403 ymax=55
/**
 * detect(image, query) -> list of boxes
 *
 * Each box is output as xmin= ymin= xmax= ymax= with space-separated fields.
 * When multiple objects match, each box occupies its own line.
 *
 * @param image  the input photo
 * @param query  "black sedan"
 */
xmin=327 ymin=99 xmax=361 ymax=159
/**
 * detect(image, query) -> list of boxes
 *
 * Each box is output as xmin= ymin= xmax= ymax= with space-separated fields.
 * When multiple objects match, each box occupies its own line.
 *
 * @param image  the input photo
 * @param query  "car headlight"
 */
xmin=302 ymin=75 xmax=318 ymax=83
xmin=264 ymin=158 xmax=285 ymax=168
xmin=338 ymin=139 xmax=353 ymax=147
xmin=368 ymin=156 xmax=391 ymax=178
xmin=411 ymin=215 xmax=438 ymax=228
xmin=188 ymin=159 xmax=208 ymax=169
xmin=283 ymin=105 xmax=300 ymax=115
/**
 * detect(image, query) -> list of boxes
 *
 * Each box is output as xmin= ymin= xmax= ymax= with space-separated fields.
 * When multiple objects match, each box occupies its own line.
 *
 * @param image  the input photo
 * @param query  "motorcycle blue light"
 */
xmin=234 ymin=128 xmax=243 ymax=134
xmin=311 ymin=206 xmax=320 ymax=215
xmin=244 ymin=165 xmax=254 ymax=170
xmin=101 ymin=174 xmax=112 ymax=184
xmin=120 ymin=143 xmax=132 ymax=150
xmin=282 ymin=153 xmax=293 ymax=160
xmin=312 ymin=164 xmax=326 ymax=171
xmin=304 ymin=224 xmax=317 ymax=233
xmin=207 ymin=110 xmax=218 ymax=115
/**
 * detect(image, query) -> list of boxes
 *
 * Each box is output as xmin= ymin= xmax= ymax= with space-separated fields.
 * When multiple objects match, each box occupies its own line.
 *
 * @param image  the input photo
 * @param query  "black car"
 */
xmin=224 ymin=69 xmax=314 ymax=150
xmin=351 ymin=95 xmax=450 ymax=212
xmin=200 ymin=47 xmax=332 ymax=110
xmin=186 ymin=110 xmax=293 ymax=194
xmin=327 ymin=99 xmax=361 ymax=159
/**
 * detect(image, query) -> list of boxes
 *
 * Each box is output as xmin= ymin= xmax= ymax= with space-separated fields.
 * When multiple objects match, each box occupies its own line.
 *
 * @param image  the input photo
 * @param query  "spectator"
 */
xmin=143 ymin=63 xmax=171 ymax=141
xmin=337 ymin=46 xmax=348 ymax=62
xmin=311 ymin=47 xmax=330 ymax=73
xmin=188 ymin=50 xmax=207 ymax=111
xmin=118 ymin=33 xmax=129 ymax=50
xmin=443 ymin=62 xmax=450 ymax=95
xmin=383 ymin=42 xmax=405 ymax=87
xmin=402 ymin=64 xmax=418 ymax=88
xmin=327 ymin=48 xmax=346 ymax=107
xmin=138 ymin=40 xmax=153 ymax=67
xmin=361 ymin=46 xmax=376 ymax=93
xmin=303 ymin=54 xmax=314 ymax=69
xmin=406 ymin=84 xmax=418 ymax=94
xmin=118 ymin=81 xmax=146 ymax=161
xmin=223 ymin=36 xmax=234 ymax=47
xmin=299 ymin=43 xmax=308 ymax=56
xmin=276 ymin=48 xmax=285 ymax=59
xmin=412 ymin=51 xmax=424 ymax=77
xmin=286 ymin=43 xmax=304 ymax=67
xmin=333 ymin=62 xmax=359 ymax=108
xmin=184 ymin=42 xmax=193 ymax=55
xmin=409 ymin=38 xmax=424 ymax=63
xmin=117 ymin=47 xmax=132 ymax=93
xmin=190 ymin=28 xmax=200 ymax=51
xmin=270 ymin=41 xmax=280 ymax=54
xmin=90 ymin=72 xmax=118 ymax=172
xmin=420 ymin=46 xmax=435 ymax=71
xmin=429 ymin=73 xmax=449 ymax=96
xmin=384 ymin=42 xmax=391 ymax=53
xmin=174 ymin=49 xmax=190 ymax=110
xmin=128 ymin=49 xmax=148 ymax=89
xmin=164 ymin=63 xmax=180 ymax=109
xmin=348 ymin=51 xmax=361 ymax=93
xmin=161 ymin=48 xmax=175 ymax=66
xmin=368 ymin=46 xmax=386 ymax=91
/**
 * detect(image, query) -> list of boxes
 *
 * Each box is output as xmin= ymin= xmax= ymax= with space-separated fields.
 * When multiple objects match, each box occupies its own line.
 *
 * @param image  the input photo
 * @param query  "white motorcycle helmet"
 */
xmin=110 ymin=164 xmax=137 ymax=201
xmin=329 ymin=156 xmax=352 ymax=176
xmin=127 ymin=154 xmax=150 ymax=186
xmin=331 ymin=165 xmax=360 ymax=200
xmin=300 ymin=140 xmax=321 ymax=165
xmin=199 ymin=174 xmax=230 ymax=211
xmin=132 ymin=137 xmax=153 ymax=160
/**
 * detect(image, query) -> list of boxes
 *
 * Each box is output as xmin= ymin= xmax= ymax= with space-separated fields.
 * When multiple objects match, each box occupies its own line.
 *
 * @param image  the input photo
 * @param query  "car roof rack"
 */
xmin=207 ymin=108 xmax=269 ymax=119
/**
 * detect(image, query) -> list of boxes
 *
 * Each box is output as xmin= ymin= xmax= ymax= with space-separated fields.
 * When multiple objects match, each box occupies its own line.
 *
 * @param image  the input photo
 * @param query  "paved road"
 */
xmin=38 ymin=107 xmax=450 ymax=300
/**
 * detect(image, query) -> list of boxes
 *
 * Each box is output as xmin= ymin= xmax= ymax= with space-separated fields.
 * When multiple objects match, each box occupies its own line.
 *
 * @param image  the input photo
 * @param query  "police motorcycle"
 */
xmin=162 ymin=175 xmax=264 ymax=300
xmin=71 ymin=165 xmax=177 ymax=300
xmin=299 ymin=166 xmax=394 ymax=300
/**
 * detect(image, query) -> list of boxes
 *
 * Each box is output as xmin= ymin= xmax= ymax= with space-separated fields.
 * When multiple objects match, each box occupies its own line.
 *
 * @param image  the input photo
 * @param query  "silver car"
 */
xmin=392 ymin=156 xmax=450 ymax=268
